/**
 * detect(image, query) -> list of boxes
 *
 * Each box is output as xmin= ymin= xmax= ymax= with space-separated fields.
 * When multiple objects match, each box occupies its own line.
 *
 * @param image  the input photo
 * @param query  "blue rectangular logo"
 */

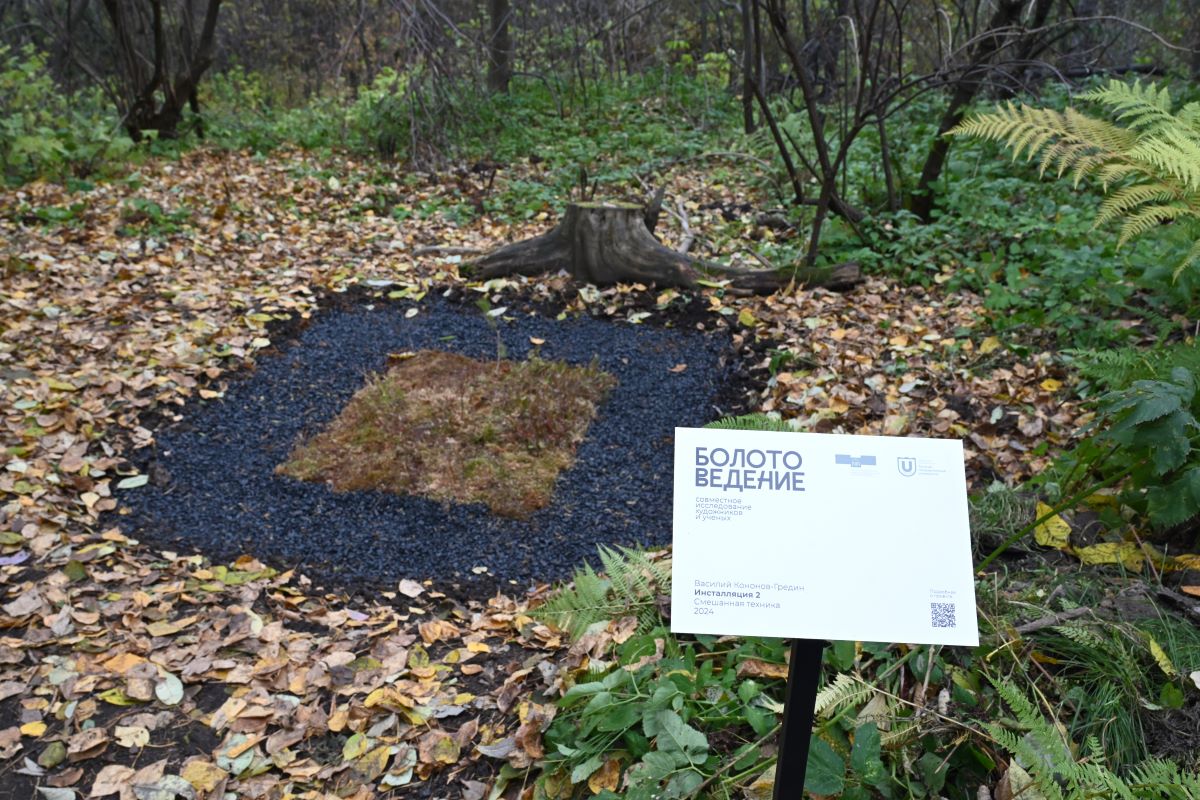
xmin=835 ymin=454 xmax=876 ymax=468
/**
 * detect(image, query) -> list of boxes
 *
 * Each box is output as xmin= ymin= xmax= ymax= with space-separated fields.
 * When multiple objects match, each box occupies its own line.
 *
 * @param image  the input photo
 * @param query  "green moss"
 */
xmin=276 ymin=350 xmax=616 ymax=518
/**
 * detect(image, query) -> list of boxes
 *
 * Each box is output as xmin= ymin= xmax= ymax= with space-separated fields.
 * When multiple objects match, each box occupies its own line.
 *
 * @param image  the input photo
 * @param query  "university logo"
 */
xmin=897 ymin=457 xmax=917 ymax=477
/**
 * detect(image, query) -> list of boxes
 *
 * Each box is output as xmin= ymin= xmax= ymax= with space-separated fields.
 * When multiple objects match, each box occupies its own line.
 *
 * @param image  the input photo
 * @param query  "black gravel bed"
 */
xmin=118 ymin=295 xmax=734 ymax=587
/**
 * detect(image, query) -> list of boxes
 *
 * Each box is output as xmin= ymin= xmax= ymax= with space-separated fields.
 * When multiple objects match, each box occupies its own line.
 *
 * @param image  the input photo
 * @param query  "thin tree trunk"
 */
xmin=741 ymin=0 xmax=756 ymax=133
xmin=763 ymin=0 xmax=865 ymax=231
xmin=911 ymin=0 xmax=1025 ymax=222
xmin=877 ymin=116 xmax=898 ymax=212
xmin=487 ymin=0 xmax=512 ymax=93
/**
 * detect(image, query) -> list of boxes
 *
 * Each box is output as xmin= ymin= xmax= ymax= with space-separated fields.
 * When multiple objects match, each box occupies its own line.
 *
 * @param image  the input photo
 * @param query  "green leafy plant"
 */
xmin=1097 ymin=367 xmax=1200 ymax=529
xmin=951 ymin=80 xmax=1200 ymax=277
xmin=539 ymin=627 xmax=786 ymax=800
xmin=345 ymin=67 xmax=413 ymax=160
xmin=118 ymin=197 xmax=193 ymax=237
xmin=0 ymin=44 xmax=131 ymax=183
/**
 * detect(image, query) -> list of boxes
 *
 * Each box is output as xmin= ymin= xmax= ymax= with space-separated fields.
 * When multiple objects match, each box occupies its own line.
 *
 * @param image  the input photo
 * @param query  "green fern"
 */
xmin=704 ymin=413 xmax=798 ymax=432
xmin=814 ymin=672 xmax=875 ymax=719
xmin=533 ymin=562 xmax=613 ymax=640
xmin=1066 ymin=343 xmax=1200 ymax=392
xmin=531 ymin=546 xmax=671 ymax=641
xmin=951 ymin=79 xmax=1200 ymax=277
xmin=988 ymin=678 xmax=1200 ymax=799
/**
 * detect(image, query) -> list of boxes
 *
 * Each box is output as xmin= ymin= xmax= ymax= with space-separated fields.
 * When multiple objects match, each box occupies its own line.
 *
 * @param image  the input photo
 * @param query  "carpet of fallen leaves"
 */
xmin=0 ymin=149 xmax=1082 ymax=799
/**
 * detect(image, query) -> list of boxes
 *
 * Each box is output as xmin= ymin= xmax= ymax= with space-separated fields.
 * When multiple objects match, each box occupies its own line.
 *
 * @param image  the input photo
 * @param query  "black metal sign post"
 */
xmin=773 ymin=638 xmax=827 ymax=800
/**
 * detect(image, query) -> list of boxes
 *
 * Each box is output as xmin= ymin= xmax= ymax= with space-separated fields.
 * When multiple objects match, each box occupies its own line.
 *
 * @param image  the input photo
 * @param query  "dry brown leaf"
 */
xmin=736 ymin=658 xmax=789 ymax=680
xmin=67 ymin=728 xmax=109 ymax=761
xmin=89 ymin=764 xmax=134 ymax=797
xmin=417 ymin=730 xmax=460 ymax=765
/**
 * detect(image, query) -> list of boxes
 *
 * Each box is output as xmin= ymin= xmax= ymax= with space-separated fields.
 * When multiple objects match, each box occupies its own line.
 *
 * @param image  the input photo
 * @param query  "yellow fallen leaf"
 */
xmin=588 ymin=758 xmax=622 ymax=793
xmin=1073 ymin=542 xmax=1144 ymax=571
xmin=465 ymin=641 xmax=490 ymax=653
xmin=1040 ymin=378 xmax=1063 ymax=393
xmin=97 ymin=688 xmax=142 ymax=706
xmin=417 ymin=730 xmax=460 ymax=764
xmin=145 ymin=615 xmax=199 ymax=637
xmin=1171 ymin=553 xmax=1200 ymax=571
xmin=355 ymin=745 xmax=392 ymax=782
xmin=737 ymin=309 xmax=757 ymax=327
xmin=342 ymin=732 xmax=371 ymax=761
xmin=1033 ymin=503 xmax=1071 ymax=550
xmin=181 ymin=759 xmax=228 ymax=792
xmin=1144 ymin=633 xmax=1177 ymax=677
xmin=114 ymin=725 xmax=149 ymax=749
xmin=979 ymin=336 xmax=1001 ymax=355
xmin=1083 ymin=492 xmax=1119 ymax=509
xmin=102 ymin=652 xmax=147 ymax=675
xmin=20 ymin=721 xmax=46 ymax=737
xmin=1181 ymin=586 xmax=1200 ymax=597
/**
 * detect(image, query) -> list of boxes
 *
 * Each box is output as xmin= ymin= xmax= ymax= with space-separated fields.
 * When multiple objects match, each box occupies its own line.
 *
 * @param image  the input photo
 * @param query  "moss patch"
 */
xmin=276 ymin=350 xmax=616 ymax=518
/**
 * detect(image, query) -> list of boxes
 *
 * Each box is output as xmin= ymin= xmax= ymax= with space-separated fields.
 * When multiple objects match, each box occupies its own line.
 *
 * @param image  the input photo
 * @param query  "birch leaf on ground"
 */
xmin=1033 ymin=503 xmax=1071 ymax=550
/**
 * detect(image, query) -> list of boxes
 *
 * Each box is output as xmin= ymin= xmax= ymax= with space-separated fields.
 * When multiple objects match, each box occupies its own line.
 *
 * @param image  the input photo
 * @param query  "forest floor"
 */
xmin=0 ymin=148 xmax=1086 ymax=799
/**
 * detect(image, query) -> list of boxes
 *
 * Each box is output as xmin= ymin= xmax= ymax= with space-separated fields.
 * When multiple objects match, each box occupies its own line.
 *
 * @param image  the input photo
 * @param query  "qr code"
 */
xmin=930 ymin=603 xmax=956 ymax=628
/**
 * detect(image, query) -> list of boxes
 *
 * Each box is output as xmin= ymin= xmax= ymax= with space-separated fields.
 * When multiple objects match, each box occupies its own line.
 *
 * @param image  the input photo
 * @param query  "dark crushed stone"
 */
xmin=118 ymin=295 xmax=734 ymax=587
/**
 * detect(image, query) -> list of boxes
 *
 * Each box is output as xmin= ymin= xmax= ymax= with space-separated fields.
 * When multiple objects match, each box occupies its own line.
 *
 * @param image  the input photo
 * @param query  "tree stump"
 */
xmin=470 ymin=201 xmax=862 ymax=294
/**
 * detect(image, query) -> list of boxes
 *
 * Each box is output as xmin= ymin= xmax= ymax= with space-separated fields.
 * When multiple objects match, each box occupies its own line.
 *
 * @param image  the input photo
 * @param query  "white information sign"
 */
xmin=672 ymin=427 xmax=978 ymax=646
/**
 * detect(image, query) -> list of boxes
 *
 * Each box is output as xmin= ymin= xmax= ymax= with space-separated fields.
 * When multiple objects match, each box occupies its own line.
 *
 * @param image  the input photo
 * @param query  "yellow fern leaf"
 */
xmin=955 ymin=80 xmax=1200 ymax=277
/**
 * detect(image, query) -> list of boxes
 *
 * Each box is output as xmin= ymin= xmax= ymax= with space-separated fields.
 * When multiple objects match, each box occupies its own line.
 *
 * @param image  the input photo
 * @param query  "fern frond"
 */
xmin=1179 ymin=101 xmax=1200 ymax=131
xmin=533 ymin=563 xmax=614 ymax=640
xmin=1095 ymin=183 xmax=1183 ymax=227
xmin=1128 ymin=130 xmax=1200 ymax=190
xmin=703 ymin=413 xmax=797 ymax=432
xmin=814 ymin=672 xmax=874 ymax=718
xmin=987 ymin=676 xmax=1200 ymax=800
xmin=1118 ymin=203 xmax=1192 ymax=247
xmin=879 ymin=718 xmax=918 ymax=748
xmin=1065 ymin=345 xmax=1189 ymax=390
xmin=1128 ymin=758 xmax=1200 ymax=797
xmin=955 ymin=79 xmax=1200 ymax=279
xmin=1094 ymin=161 xmax=1151 ymax=188
xmin=1080 ymin=79 xmax=1174 ymax=134
xmin=1175 ymin=237 xmax=1200 ymax=282
xmin=531 ymin=545 xmax=675 ymax=641
xmin=1052 ymin=623 xmax=1108 ymax=650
